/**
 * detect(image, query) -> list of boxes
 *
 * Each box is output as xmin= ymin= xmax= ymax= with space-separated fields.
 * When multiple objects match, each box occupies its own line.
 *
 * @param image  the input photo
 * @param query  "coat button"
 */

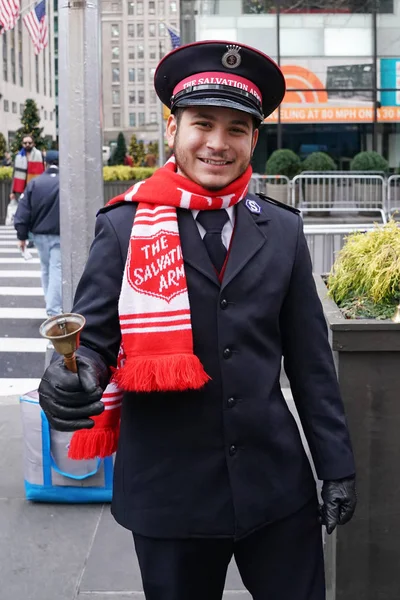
xmin=220 ymin=298 xmax=228 ymax=310
xmin=223 ymin=348 xmax=232 ymax=359
xmin=227 ymin=397 xmax=236 ymax=408
xmin=229 ymin=445 xmax=237 ymax=456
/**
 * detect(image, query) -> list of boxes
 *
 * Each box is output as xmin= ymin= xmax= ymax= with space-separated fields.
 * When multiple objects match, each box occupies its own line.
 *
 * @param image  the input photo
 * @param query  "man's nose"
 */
xmin=206 ymin=129 xmax=229 ymax=152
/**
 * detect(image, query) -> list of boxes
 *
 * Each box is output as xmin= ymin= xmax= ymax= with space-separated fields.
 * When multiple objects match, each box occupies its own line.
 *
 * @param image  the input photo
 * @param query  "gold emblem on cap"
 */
xmin=221 ymin=44 xmax=242 ymax=69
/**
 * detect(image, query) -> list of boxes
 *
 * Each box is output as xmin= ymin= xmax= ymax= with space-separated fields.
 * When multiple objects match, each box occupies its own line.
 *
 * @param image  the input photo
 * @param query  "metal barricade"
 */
xmin=292 ymin=174 xmax=387 ymax=223
xmin=304 ymin=223 xmax=376 ymax=275
xmin=249 ymin=174 xmax=291 ymax=206
xmin=387 ymin=175 xmax=400 ymax=218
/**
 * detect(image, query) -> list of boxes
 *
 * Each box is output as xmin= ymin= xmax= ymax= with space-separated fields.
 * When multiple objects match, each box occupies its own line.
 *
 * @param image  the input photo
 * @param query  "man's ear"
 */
xmin=251 ymin=128 xmax=259 ymax=155
xmin=166 ymin=114 xmax=178 ymax=150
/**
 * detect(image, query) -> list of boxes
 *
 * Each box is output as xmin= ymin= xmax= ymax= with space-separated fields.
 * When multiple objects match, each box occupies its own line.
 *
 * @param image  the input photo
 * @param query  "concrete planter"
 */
xmin=315 ymin=275 xmax=400 ymax=600
xmin=264 ymin=182 xmax=291 ymax=206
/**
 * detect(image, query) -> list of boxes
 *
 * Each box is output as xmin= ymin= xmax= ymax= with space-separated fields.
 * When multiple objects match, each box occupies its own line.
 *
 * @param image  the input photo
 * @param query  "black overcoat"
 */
xmin=72 ymin=192 xmax=355 ymax=540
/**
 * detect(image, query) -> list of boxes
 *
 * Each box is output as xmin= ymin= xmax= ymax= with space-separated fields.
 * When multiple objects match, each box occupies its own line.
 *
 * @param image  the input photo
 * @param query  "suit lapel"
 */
xmin=178 ymin=207 xmax=220 ymax=286
xmin=221 ymin=200 xmax=270 ymax=290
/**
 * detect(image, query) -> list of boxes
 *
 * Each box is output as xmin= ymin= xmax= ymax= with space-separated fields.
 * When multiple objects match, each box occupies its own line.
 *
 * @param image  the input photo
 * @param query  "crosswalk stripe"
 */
xmin=0 ymin=287 xmax=43 ymax=295
xmin=0 ymin=258 xmax=40 ymax=264
xmin=0 ymin=338 xmax=48 ymax=352
xmin=0 ymin=308 xmax=47 ymax=319
xmin=0 ymin=271 xmax=41 ymax=277
xmin=0 ymin=241 xmax=20 ymax=245
xmin=0 ymin=248 xmax=38 ymax=254
xmin=0 ymin=379 xmax=41 ymax=397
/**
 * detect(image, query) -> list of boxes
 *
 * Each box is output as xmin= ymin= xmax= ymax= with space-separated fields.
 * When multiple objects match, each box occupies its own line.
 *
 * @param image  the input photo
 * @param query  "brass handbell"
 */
xmin=39 ymin=313 xmax=86 ymax=373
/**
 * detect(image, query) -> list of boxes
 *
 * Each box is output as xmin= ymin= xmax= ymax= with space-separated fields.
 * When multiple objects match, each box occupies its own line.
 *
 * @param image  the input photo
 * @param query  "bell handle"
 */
xmin=64 ymin=353 xmax=77 ymax=373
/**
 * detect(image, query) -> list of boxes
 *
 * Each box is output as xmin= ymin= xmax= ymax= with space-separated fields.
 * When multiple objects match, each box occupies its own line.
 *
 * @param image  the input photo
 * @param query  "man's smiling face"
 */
xmin=166 ymin=106 xmax=259 ymax=190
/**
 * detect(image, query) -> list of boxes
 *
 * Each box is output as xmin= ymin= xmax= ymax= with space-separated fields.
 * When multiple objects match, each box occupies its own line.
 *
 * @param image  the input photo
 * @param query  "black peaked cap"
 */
xmin=154 ymin=40 xmax=286 ymax=122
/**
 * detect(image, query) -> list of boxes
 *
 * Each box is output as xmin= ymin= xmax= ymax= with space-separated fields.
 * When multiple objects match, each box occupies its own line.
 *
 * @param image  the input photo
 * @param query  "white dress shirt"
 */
xmin=191 ymin=206 xmax=235 ymax=250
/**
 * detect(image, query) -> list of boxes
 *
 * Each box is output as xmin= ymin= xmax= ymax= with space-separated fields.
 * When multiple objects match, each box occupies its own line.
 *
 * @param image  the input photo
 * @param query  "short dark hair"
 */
xmin=172 ymin=107 xmax=260 ymax=132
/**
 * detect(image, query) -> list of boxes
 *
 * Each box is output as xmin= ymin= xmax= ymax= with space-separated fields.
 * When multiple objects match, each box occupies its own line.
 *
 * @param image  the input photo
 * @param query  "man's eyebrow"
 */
xmin=191 ymin=112 xmax=250 ymax=128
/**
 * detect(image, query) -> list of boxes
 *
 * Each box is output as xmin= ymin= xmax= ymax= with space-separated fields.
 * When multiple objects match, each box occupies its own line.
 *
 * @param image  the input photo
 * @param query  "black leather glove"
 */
xmin=39 ymin=354 xmax=107 ymax=432
xmin=319 ymin=476 xmax=357 ymax=534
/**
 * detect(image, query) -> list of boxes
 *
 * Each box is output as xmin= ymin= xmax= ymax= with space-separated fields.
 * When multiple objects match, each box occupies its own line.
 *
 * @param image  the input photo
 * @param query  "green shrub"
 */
xmin=0 ymin=167 xmax=12 ymax=180
xmin=103 ymin=166 xmax=156 ymax=181
xmin=328 ymin=220 xmax=400 ymax=319
xmin=349 ymin=151 xmax=389 ymax=172
xmin=265 ymin=149 xmax=301 ymax=179
xmin=302 ymin=152 xmax=336 ymax=172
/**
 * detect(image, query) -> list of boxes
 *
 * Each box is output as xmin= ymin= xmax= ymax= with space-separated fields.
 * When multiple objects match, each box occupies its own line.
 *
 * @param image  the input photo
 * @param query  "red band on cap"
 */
xmin=173 ymin=71 xmax=262 ymax=103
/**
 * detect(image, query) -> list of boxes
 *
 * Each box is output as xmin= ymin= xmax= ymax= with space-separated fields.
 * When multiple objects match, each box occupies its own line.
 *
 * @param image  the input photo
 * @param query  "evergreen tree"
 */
xmin=147 ymin=141 xmax=159 ymax=160
xmin=108 ymin=132 xmax=127 ymax=165
xmin=129 ymin=134 xmax=140 ymax=164
xmin=0 ymin=132 xmax=7 ymax=159
xmin=137 ymin=140 xmax=146 ymax=166
xmin=12 ymin=99 xmax=45 ymax=152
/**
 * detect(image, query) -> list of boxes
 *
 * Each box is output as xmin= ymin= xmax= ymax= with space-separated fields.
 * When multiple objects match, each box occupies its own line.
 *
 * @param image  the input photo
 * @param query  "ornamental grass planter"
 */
xmin=315 ymin=274 xmax=400 ymax=600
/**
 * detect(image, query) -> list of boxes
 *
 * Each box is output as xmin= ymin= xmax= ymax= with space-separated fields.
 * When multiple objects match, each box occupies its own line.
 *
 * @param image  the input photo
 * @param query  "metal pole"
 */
xmin=372 ymin=0 xmax=378 ymax=152
xmin=58 ymin=0 xmax=104 ymax=312
xmin=276 ymin=2 xmax=282 ymax=149
xmin=158 ymin=41 xmax=166 ymax=167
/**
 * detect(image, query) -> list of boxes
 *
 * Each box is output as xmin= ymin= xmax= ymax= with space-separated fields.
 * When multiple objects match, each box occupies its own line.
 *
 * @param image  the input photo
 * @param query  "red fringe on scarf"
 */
xmin=115 ymin=354 xmax=210 ymax=392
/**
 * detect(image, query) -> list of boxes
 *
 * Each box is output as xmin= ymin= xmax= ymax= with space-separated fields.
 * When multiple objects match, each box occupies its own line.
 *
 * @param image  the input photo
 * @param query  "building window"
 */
xmin=159 ymin=0 xmax=164 ymax=15
xmin=113 ymin=113 xmax=121 ymax=127
xmin=169 ymin=0 xmax=177 ymax=13
xmin=112 ymin=67 xmax=120 ymax=82
xmin=128 ymin=67 xmax=135 ymax=82
xmin=129 ymin=91 xmax=136 ymax=104
xmin=149 ymin=0 xmax=155 ymax=13
xmin=138 ymin=68 xmax=144 ymax=82
xmin=2 ymin=33 xmax=7 ymax=82
xmin=138 ymin=90 xmax=145 ymax=104
xmin=127 ymin=0 xmax=134 ymax=14
xmin=138 ymin=112 xmax=145 ymax=126
xmin=128 ymin=24 xmax=134 ymax=38
xmin=44 ymin=110 xmax=47 ymax=119
xmin=12 ymin=102 xmax=17 ymax=113
xmin=149 ymin=45 xmax=157 ymax=59
xmin=149 ymin=67 xmax=156 ymax=79
xmin=149 ymin=23 xmax=156 ymax=37
xmin=138 ymin=44 xmax=144 ymax=59
xmin=112 ymin=89 xmax=121 ymax=104
xmin=4 ymin=100 xmax=9 ymax=112
xmin=50 ymin=112 xmax=53 ymax=120
xmin=150 ymin=90 xmax=157 ymax=104
xmin=112 ymin=46 xmax=120 ymax=60
xmin=128 ymin=46 xmax=135 ymax=60
xmin=18 ymin=19 xmax=23 ymax=87
xmin=159 ymin=22 xmax=165 ymax=36
xmin=43 ymin=49 xmax=46 ymax=95
xmin=19 ymin=103 xmax=24 ymax=115
xmin=137 ymin=23 xmax=144 ymax=37
xmin=35 ymin=55 xmax=39 ymax=93
xmin=150 ymin=112 xmax=157 ymax=123
xmin=111 ymin=24 xmax=120 ymax=37
xmin=129 ymin=113 xmax=136 ymax=127
xmin=112 ymin=2 xmax=120 ymax=11
xmin=11 ymin=30 xmax=16 ymax=84
xmin=137 ymin=0 xmax=143 ymax=14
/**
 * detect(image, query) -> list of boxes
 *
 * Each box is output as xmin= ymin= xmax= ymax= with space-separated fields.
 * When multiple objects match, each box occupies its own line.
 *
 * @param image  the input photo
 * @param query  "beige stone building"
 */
xmin=101 ymin=0 xmax=180 ymax=150
xmin=0 ymin=3 xmax=56 ymax=148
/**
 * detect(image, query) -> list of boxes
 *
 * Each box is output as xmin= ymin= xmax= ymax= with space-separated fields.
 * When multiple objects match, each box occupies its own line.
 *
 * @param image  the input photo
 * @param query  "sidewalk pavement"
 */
xmin=1 ymin=394 xmax=251 ymax=600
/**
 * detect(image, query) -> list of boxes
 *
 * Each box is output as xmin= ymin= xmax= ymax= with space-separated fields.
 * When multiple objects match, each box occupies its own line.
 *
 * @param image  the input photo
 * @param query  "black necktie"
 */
xmin=196 ymin=210 xmax=229 ymax=272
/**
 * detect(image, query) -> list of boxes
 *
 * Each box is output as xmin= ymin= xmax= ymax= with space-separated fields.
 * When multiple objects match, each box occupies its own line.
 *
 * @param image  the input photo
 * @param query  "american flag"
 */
xmin=23 ymin=0 xmax=48 ymax=54
xmin=167 ymin=26 xmax=181 ymax=49
xmin=0 ymin=0 xmax=20 ymax=33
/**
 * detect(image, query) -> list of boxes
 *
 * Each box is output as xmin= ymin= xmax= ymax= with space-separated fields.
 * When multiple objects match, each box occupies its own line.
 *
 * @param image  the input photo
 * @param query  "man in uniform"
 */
xmin=39 ymin=41 xmax=356 ymax=600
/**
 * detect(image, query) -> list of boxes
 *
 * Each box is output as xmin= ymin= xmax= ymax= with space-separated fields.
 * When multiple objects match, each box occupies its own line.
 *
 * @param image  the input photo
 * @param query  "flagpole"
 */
xmin=158 ymin=40 xmax=166 ymax=168
xmin=58 ymin=0 xmax=103 ymax=310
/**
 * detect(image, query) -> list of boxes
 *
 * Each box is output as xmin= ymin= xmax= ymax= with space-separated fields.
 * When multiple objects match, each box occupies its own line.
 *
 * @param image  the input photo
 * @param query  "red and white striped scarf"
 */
xmin=68 ymin=158 xmax=252 ymax=460
xmin=12 ymin=147 xmax=44 ymax=194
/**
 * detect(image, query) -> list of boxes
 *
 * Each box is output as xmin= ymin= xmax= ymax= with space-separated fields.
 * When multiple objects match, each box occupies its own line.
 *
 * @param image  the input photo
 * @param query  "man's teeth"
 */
xmin=202 ymin=159 xmax=229 ymax=165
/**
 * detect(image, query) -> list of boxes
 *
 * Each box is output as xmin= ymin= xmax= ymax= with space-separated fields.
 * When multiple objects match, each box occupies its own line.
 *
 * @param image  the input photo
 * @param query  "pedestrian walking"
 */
xmin=14 ymin=150 xmax=62 ymax=316
xmin=10 ymin=135 xmax=44 ymax=200
xmin=38 ymin=41 xmax=356 ymax=600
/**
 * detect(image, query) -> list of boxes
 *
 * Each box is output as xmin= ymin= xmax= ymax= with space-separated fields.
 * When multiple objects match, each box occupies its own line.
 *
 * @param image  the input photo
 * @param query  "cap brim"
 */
xmin=173 ymin=96 xmax=263 ymax=122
